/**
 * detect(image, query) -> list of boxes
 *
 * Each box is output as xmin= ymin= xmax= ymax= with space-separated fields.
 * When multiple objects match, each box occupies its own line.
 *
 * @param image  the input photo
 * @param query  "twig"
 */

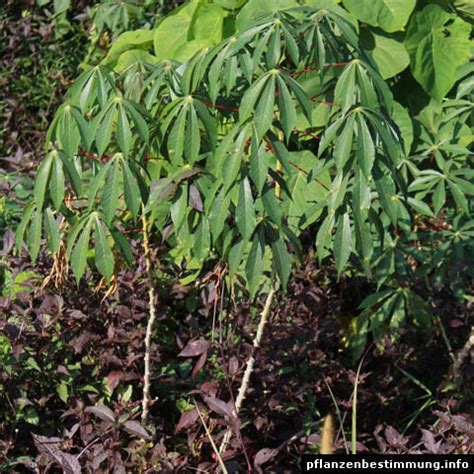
xmin=434 ymin=315 xmax=456 ymax=363
xmin=324 ymin=378 xmax=349 ymax=454
xmin=195 ymin=401 xmax=229 ymax=474
xmin=219 ymin=288 xmax=276 ymax=454
xmin=141 ymin=206 xmax=158 ymax=426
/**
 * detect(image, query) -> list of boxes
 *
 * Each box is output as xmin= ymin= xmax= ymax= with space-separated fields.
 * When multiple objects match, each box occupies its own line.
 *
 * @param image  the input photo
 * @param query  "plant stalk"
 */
xmin=141 ymin=210 xmax=158 ymax=426
xmin=219 ymin=288 xmax=276 ymax=454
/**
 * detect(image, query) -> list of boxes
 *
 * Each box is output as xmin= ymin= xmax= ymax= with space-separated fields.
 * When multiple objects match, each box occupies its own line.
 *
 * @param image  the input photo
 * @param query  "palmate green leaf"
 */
xmin=193 ymin=216 xmax=211 ymax=261
xmin=44 ymin=208 xmax=61 ymax=255
xmin=236 ymin=177 xmax=257 ymax=242
xmin=432 ymin=180 xmax=446 ymax=216
xmin=405 ymin=5 xmax=471 ymax=101
xmin=95 ymin=103 xmax=116 ymax=157
xmin=59 ymin=152 xmax=83 ymax=197
xmin=448 ymin=180 xmax=469 ymax=214
xmin=407 ymin=198 xmax=434 ymax=218
xmin=208 ymin=186 xmax=231 ymax=241
xmin=392 ymin=102 xmax=413 ymax=156
xmin=334 ymin=212 xmax=352 ymax=277
xmin=317 ymin=115 xmax=344 ymax=158
xmin=50 ymin=154 xmax=65 ymax=210
xmin=253 ymin=74 xmax=276 ymax=138
xmin=277 ymin=75 xmax=296 ymax=141
xmin=236 ymin=0 xmax=298 ymax=31
xmin=228 ymin=237 xmax=245 ymax=277
xmin=168 ymin=107 xmax=187 ymax=166
xmin=262 ymin=183 xmax=282 ymax=226
xmin=316 ymin=213 xmax=334 ymax=261
xmin=16 ymin=201 xmax=35 ymax=253
xmin=171 ymin=182 xmax=188 ymax=233
xmin=184 ymin=104 xmax=200 ymax=165
xmin=71 ymin=218 xmax=92 ymax=284
xmin=34 ymin=152 xmax=53 ymax=210
xmin=122 ymin=161 xmax=141 ymax=219
xmin=268 ymin=225 xmax=291 ymax=288
xmin=70 ymin=107 xmax=93 ymax=151
xmin=240 ymin=75 xmax=270 ymax=124
xmin=192 ymin=3 xmax=226 ymax=44
xmin=360 ymin=28 xmax=409 ymax=80
xmin=27 ymin=208 xmax=42 ymax=263
xmin=342 ymin=0 xmax=416 ymax=33
xmin=111 ymin=228 xmax=134 ymax=267
xmin=101 ymin=159 xmax=121 ymax=225
xmin=356 ymin=115 xmax=375 ymax=177
xmin=249 ymin=130 xmax=269 ymax=194
xmin=245 ymin=226 xmax=265 ymax=296
xmin=94 ymin=218 xmax=114 ymax=282
xmin=334 ymin=115 xmax=354 ymax=171
xmin=281 ymin=72 xmax=312 ymax=124
xmin=124 ymin=101 xmax=149 ymax=144
xmin=56 ymin=105 xmax=81 ymax=157
xmin=334 ymin=62 xmax=356 ymax=113
xmin=116 ymin=104 xmax=131 ymax=157
xmin=353 ymin=210 xmax=373 ymax=276
xmin=266 ymin=25 xmax=281 ymax=69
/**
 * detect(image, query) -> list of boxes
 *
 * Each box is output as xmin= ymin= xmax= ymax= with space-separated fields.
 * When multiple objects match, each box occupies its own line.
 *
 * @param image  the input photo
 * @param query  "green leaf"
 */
xmin=101 ymin=159 xmax=121 ymax=225
xmin=27 ymin=208 xmax=43 ymax=263
xmin=95 ymin=104 xmax=116 ymax=156
xmin=360 ymin=28 xmax=409 ymax=79
xmin=192 ymin=3 xmax=225 ymax=44
xmin=193 ymin=217 xmax=211 ymax=261
xmin=34 ymin=152 xmax=53 ymax=210
xmin=153 ymin=2 xmax=198 ymax=61
xmin=432 ymin=181 xmax=446 ymax=216
xmin=356 ymin=115 xmax=375 ymax=177
xmin=16 ymin=201 xmax=35 ymax=253
xmin=71 ymin=218 xmax=92 ymax=284
xmin=116 ymin=104 xmax=131 ymax=157
xmin=168 ymin=107 xmax=187 ymax=166
xmin=245 ymin=228 xmax=265 ymax=296
xmin=342 ymin=0 xmax=416 ymax=32
xmin=59 ymin=152 xmax=83 ymax=197
xmin=171 ymin=182 xmax=188 ymax=234
xmin=448 ymin=180 xmax=469 ymax=214
xmin=334 ymin=115 xmax=355 ymax=171
xmin=407 ymin=197 xmax=435 ymax=218
xmin=249 ymin=131 xmax=269 ymax=194
xmin=111 ymin=228 xmax=134 ymax=267
xmin=94 ymin=218 xmax=114 ymax=282
xmin=334 ymin=212 xmax=352 ymax=277
xmin=405 ymin=5 xmax=471 ymax=101
xmin=277 ymin=75 xmax=296 ymax=141
xmin=184 ymin=104 xmax=200 ymax=165
xmin=122 ymin=161 xmax=141 ymax=218
xmin=208 ymin=187 xmax=231 ymax=241
xmin=236 ymin=0 xmax=298 ymax=31
xmin=50 ymin=154 xmax=65 ymax=210
xmin=262 ymin=183 xmax=282 ymax=226
xmin=44 ymin=208 xmax=61 ymax=254
xmin=229 ymin=237 xmax=245 ymax=277
xmin=392 ymin=102 xmax=413 ymax=156
xmin=240 ymin=75 xmax=269 ymax=125
xmin=124 ymin=101 xmax=149 ymax=144
xmin=105 ymin=29 xmax=155 ymax=66
xmin=236 ymin=177 xmax=257 ymax=241
xmin=334 ymin=62 xmax=356 ymax=113
xmin=269 ymin=228 xmax=291 ymax=288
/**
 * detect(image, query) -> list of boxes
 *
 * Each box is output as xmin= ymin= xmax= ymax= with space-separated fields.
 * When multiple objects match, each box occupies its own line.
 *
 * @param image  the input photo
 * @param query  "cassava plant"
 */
xmin=16 ymin=0 xmax=472 ymax=428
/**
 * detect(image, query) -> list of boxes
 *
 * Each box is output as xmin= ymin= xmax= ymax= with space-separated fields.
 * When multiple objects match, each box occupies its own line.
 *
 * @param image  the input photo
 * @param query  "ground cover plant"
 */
xmin=1 ymin=0 xmax=473 ymax=471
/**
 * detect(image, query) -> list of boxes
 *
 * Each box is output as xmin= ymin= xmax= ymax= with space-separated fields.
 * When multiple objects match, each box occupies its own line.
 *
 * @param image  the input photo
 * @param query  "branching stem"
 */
xmin=141 ymin=209 xmax=158 ymax=426
xmin=219 ymin=288 xmax=276 ymax=454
